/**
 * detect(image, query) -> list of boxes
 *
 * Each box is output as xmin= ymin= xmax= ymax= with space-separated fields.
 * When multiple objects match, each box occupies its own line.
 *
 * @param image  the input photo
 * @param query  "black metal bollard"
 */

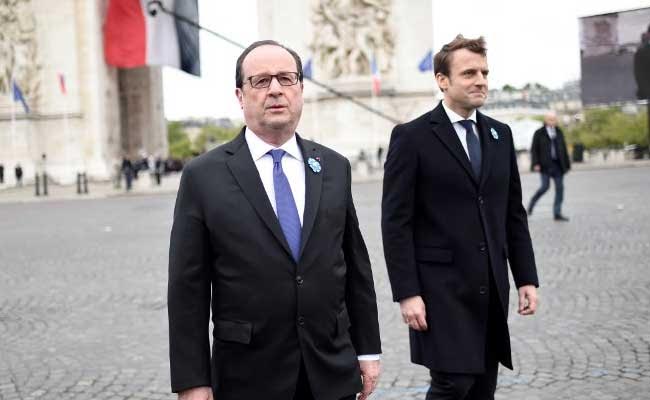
xmin=83 ymin=173 xmax=89 ymax=194
xmin=35 ymin=174 xmax=40 ymax=196
xmin=42 ymin=173 xmax=48 ymax=196
xmin=77 ymin=173 xmax=82 ymax=194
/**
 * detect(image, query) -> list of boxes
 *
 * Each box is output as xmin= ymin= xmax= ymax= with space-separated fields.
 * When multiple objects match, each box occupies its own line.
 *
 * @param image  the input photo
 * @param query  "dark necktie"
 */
xmin=459 ymin=119 xmax=481 ymax=178
xmin=269 ymin=149 xmax=301 ymax=262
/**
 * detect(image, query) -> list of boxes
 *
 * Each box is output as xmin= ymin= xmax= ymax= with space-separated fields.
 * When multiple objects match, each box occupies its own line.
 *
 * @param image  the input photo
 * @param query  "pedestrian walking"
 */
xmin=168 ymin=40 xmax=381 ymax=400
xmin=527 ymin=112 xmax=571 ymax=221
xmin=382 ymin=34 xmax=539 ymax=400
xmin=154 ymin=155 xmax=163 ymax=186
xmin=15 ymin=163 xmax=23 ymax=187
xmin=121 ymin=157 xmax=134 ymax=191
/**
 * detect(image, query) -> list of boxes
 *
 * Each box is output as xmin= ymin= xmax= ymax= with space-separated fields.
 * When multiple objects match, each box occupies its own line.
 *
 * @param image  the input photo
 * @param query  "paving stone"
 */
xmin=1 ymin=166 xmax=649 ymax=399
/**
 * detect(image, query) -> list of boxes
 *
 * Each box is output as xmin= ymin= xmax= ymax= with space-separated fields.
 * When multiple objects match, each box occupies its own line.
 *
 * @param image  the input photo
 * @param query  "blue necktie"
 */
xmin=459 ymin=120 xmax=481 ymax=178
xmin=269 ymin=149 xmax=301 ymax=262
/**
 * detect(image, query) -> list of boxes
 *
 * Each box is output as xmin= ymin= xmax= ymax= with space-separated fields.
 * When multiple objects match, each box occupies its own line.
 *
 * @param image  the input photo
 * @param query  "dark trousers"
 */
xmin=426 ymin=274 xmax=505 ymax=400
xmin=426 ymin=362 xmax=498 ymax=400
xmin=528 ymin=161 xmax=564 ymax=217
xmin=294 ymin=360 xmax=356 ymax=400
xmin=124 ymin=171 xmax=133 ymax=191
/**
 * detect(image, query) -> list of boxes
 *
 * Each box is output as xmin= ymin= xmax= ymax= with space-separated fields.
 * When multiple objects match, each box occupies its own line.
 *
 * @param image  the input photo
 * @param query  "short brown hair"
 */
xmin=433 ymin=34 xmax=487 ymax=77
xmin=235 ymin=40 xmax=303 ymax=88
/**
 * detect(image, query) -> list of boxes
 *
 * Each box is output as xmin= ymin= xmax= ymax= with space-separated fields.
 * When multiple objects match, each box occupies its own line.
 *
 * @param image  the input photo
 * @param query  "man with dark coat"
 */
xmin=168 ymin=40 xmax=381 ymax=400
xmin=14 ymin=163 xmax=23 ymax=187
xmin=527 ymin=112 xmax=571 ymax=221
xmin=634 ymin=28 xmax=650 ymax=100
xmin=382 ymin=34 xmax=539 ymax=400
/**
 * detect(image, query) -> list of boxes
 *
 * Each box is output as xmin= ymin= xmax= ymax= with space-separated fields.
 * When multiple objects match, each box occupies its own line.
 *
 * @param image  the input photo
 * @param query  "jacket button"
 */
xmin=296 ymin=276 xmax=304 ymax=285
xmin=478 ymin=242 xmax=487 ymax=252
xmin=479 ymin=286 xmax=488 ymax=295
xmin=478 ymin=196 xmax=484 ymax=205
xmin=298 ymin=316 xmax=305 ymax=326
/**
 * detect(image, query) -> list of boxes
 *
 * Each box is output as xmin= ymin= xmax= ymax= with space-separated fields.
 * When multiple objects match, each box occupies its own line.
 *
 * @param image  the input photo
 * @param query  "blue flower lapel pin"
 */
xmin=490 ymin=127 xmax=499 ymax=140
xmin=307 ymin=157 xmax=322 ymax=173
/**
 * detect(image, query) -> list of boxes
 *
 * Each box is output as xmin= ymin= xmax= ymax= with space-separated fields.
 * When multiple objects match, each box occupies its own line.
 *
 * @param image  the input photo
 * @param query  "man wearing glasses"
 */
xmin=168 ymin=40 xmax=382 ymax=400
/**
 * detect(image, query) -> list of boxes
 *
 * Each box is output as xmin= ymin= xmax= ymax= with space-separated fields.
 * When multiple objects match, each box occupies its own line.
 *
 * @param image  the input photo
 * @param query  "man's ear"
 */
xmin=435 ymin=73 xmax=448 ymax=92
xmin=236 ymin=88 xmax=244 ymax=109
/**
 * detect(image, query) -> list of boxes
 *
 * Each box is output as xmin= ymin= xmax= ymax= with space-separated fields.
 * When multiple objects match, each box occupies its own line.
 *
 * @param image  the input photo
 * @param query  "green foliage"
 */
xmin=195 ymin=124 xmax=242 ymax=152
xmin=167 ymin=121 xmax=194 ymax=159
xmin=522 ymin=82 xmax=549 ymax=92
xmin=566 ymin=107 xmax=648 ymax=149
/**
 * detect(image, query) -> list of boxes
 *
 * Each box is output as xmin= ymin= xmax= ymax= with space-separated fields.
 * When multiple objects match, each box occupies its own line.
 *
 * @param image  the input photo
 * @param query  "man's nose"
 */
xmin=476 ymin=73 xmax=488 ymax=86
xmin=267 ymin=76 xmax=284 ymax=93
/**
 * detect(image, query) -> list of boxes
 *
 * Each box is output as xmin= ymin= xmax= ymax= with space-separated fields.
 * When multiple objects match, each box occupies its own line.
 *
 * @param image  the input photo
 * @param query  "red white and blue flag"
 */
xmin=58 ymin=73 xmax=67 ymax=95
xmin=103 ymin=0 xmax=201 ymax=76
xmin=371 ymin=54 xmax=381 ymax=96
xmin=12 ymin=80 xmax=30 ymax=114
xmin=302 ymin=58 xmax=313 ymax=80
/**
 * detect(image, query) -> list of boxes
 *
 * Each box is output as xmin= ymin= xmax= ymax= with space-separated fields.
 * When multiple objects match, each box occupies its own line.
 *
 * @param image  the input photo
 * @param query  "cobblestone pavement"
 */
xmin=1 ymin=166 xmax=649 ymax=399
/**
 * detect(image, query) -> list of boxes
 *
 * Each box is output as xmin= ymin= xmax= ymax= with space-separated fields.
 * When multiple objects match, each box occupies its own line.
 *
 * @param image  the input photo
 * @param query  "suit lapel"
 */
xmin=296 ymin=135 xmax=322 ymax=259
xmin=225 ymin=129 xmax=294 ymax=261
xmin=429 ymin=103 xmax=478 ymax=185
xmin=476 ymin=111 xmax=495 ymax=190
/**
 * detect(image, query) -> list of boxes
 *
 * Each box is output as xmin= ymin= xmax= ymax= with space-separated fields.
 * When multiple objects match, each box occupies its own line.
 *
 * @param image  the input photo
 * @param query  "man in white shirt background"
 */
xmin=527 ymin=112 xmax=571 ymax=221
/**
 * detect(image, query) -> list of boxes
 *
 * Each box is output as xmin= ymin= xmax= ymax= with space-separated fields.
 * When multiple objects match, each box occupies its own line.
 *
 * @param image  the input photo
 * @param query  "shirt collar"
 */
xmin=442 ymin=100 xmax=477 ymax=124
xmin=245 ymin=127 xmax=304 ymax=162
xmin=545 ymin=125 xmax=557 ymax=138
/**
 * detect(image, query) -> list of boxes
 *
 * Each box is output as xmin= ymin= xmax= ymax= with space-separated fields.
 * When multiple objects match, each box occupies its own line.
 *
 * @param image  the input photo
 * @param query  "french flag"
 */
xmin=103 ymin=0 xmax=201 ymax=76
xmin=371 ymin=54 xmax=381 ymax=96
xmin=58 ymin=73 xmax=67 ymax=95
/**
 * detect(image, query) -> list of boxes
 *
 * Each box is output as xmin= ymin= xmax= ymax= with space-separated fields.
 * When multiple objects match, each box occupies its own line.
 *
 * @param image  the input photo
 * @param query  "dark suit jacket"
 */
xmin=381 ymin=102 xmax=539 ymax=374
xmin=634 ymin=43 xmax=650 ymax=99
xmin=168 ymin=129 xmax=381 ymax=400
xmin=530 ymin=126 xmax=571 ymax=174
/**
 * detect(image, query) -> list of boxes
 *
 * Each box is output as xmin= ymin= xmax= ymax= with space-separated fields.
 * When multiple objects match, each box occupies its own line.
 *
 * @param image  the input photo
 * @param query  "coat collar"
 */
xmin=475 ymin=111 xmax=496 ymax=190
xmin=295 ymin=136 xmax=322 ymax=261
xmin=429 ymin=102 xmax=478 ymax=185
xmin=429 ymin=102 xmax=497 ymax=189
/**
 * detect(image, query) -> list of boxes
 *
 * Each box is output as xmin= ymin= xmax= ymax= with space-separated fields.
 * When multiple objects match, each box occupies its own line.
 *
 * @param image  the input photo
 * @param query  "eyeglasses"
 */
xmin=245 ymin=72 xmax=300 ymax=89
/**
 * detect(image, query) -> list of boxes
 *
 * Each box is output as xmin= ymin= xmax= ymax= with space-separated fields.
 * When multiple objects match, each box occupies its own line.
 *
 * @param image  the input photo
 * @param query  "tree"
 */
xmin=566 ymin=107 xmax=648 ymax=149
xmin=195 ymin=124 xmax=242 ymax=152
xmin=167 ymin=121 xmax=194 ymax=159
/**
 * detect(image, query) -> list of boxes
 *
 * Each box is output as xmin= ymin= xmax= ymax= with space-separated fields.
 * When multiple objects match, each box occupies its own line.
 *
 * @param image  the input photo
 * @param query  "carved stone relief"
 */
xmin=0 ymin=0 xmax=42 ymax=108
xmin=310 ymin=0 xmax=394 ymax=79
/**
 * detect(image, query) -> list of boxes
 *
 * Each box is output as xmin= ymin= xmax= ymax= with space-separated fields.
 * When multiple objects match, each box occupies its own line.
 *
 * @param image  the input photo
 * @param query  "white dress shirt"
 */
xmin=244 ymin=128 xmax=380 ymax=361
xmin=545 ymin=126 xmax=557 ymax=140
xmin=545 ymin=126 xmax=558 ymax=159
xmin=441 ymin=101 xmax=479 ymax=159
xmin=245 ymin=128 xmax=305 ymax=225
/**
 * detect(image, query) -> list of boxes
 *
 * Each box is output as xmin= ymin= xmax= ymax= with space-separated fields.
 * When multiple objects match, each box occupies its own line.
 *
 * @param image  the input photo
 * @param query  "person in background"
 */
xmin=527 ymin=111 xmax=571 ymax=221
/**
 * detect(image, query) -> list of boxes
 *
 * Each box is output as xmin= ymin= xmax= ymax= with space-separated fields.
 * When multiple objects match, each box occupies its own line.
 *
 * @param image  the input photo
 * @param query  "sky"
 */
xmin=162 ymin=0 xmax=650 ymax=120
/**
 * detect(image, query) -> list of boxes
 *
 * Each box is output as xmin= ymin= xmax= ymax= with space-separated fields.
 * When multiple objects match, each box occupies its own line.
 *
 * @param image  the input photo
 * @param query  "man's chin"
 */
xmin=264 ymin=118 xmax=293 ymax=131
xmin=470 ymin=97 xmax=486 ymax=108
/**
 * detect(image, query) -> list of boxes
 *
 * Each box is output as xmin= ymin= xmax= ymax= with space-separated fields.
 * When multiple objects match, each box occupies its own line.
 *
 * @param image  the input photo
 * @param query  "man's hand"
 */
xmin=178 ymin=386 xmax=213 ymax=400
xmin=533 ymin=165 xmax=541 ymax=172
xmin=399 ymin=295 xmax=428 ymax=331
xmin=358 ymin=359 xmax=381 ymax=400
xmin=518 ymin=285 xmax=538 ymax=315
